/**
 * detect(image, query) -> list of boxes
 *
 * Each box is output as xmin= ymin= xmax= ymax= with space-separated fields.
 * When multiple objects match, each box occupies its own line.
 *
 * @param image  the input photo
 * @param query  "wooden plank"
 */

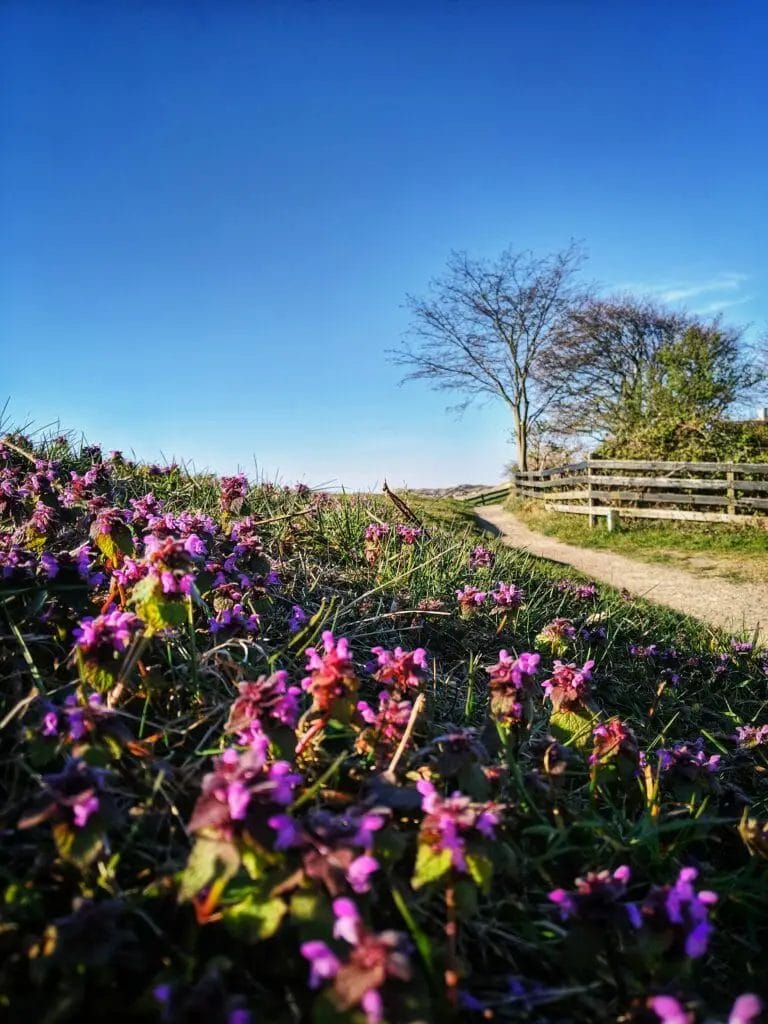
xmin=591 ymin=459 xmax=768 ymax=474
xmin=587 ymin=474 xmax=732 ymax=492
xmin=588 ymin=490 xmax=731 ymax=507
xmin=545 ymin=502 xmax=766 ymax=525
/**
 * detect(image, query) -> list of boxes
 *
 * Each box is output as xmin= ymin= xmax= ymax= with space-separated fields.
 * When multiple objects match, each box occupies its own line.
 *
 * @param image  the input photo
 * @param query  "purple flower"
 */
xmin=72 ymin=793 xmax=100 ymax=828
xmin=469 ymin=544 xmax=495 ymax=570
xmin=73 ymin=607 xmax=141 ymax=660
xmin=302 ymin=631 xmax=358 ymax=713
xmin=536 ymin=617 xmax=577 ymax=654
xmin=346 ymin=854 xmax=380 ymax=894
xmin=288 ymin=604 xmax=309 ymax=632
xmin=549 ymin=865 xmax=639 ymax=929
xmin=368 ymin=645 xmax=428 ymax=696
xmin=456 ymin=584 xmax=487 ymax=616
xmin=416 ymin=780 xmax=501 ymax=874
xmin=734 ymin=723 xmax=768 ymax=748
xmin=642 ymin=867 xmax=718 ymax=959
xmin=489 ymin=581 xmax=525 ymax=611
xmin=301 ymin=940 xmax=341 ymax=989
xmin=395 ymin=523 xmax=422 ymax=544
xmin=729 ymin=994 xmax=763 ymax=1024
xmin=647 ymin=995 xmax=692 ymax=1024
xmin=541 ymin=659 xmax=594 ymax=713
xmin=187 ymin=746 xmax=302 ymax=838
xmin=226 ymin=671 xmax=302 ymax=735
xmin=39 ymin=552 xmax=59 ymax=578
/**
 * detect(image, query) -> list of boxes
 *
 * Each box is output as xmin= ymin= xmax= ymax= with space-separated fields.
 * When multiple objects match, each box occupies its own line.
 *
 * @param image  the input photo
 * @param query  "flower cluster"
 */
xmin=300 ymin=898 xmax=411 ymax=1024
xmin=226 ymin=671 xmax=303 ymax=740
xmin=640 ymin=867 xmax=718 ymax=958
xmin=549 ymin=865 xmax=639 ymax=929
xmin=302 ymin=631 xmax=358 ymax=714
xmin=557 ymin=578 xmax=598 ymax=600
xmin=536 ymin=617 xmax=577 ymax=654
xmin=489 ymin=580 xmax=525 ymax=611
xmin=455 ymin=584 xmax=487 ymax=616
xmin=368 ymin=644 xmax=428 ymax=696
xmin=541 ymin=659 xmax=595 ymax=713
xmin=487 ymin=650 xmax=540 ymax=725
xmin=220 ymin=473 xmax=249 ymax=514
xmin=416 ymin=779 xmax=501 ymax=873
xmin=734 ymin=723 xmax=768 ymax=748
xmin=469 ymin=544 xmax=495 ymax=569
xmin=73 ymin=607 xmax=141 ymax=662
xmin=590 ymin=718 xmax=639 ymax=768
xmin=187 ymin=746 xmax=301 ymax=838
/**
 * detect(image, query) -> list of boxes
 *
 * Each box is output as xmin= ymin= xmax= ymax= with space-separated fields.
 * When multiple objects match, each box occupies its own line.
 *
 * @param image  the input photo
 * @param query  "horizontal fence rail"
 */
xmin=511 ymin=459 xmax=768 ymax=526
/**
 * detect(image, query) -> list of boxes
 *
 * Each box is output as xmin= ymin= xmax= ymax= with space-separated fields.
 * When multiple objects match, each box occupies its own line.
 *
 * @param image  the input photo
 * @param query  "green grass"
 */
xmin=508 ymin=498 xmax=768 ymax=583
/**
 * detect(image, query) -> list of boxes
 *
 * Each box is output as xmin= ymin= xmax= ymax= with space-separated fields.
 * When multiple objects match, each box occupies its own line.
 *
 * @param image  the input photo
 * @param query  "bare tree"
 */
xmin=390 ymin=244 xmax=586 ymax=471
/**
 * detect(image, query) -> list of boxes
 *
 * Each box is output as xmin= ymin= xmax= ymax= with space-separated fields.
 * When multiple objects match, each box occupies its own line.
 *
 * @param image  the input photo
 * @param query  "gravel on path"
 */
xmin=475 ymin=504 xmax=768 ymax=638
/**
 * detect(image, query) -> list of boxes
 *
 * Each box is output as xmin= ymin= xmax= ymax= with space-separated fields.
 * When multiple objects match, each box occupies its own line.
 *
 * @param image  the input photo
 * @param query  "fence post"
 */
xmin=587 ymin=458 xmax=595 ymax=528
xmin=726 ymin=466 xmax=735 ymax=516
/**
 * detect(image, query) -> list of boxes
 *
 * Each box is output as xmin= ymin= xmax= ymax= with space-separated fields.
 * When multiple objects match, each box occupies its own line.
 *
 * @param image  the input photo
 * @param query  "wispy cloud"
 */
xmin=613 ymin=272 xmax=751 ymax=313
xmin=692 ymin=295 xmax=753 ymax=315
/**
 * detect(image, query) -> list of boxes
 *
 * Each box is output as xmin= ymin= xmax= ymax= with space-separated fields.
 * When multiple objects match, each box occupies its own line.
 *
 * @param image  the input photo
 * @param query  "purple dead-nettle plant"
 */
xmin=395 ymin=523 xmax=422 ymax=545
xmin=268 ymin=805 xmax=389 ymax=896
xmin=590 ymin=718 xmax=640 ymax=769
xmin=641 ymin=867 xmax=718 ymax=959
xmin=536 ymin=617 xmax=577 ymax=655
xmin=356 ymin=691 xmax=414 ymax=767
xmin=288 ymin=604 xmax=309 ymax=633
xmin=487 ymin=650 xmax=541 ymax=727
xmin=548 ymin=864 xmax=641 ymax=930
xmin=456 ymin=584 xmax=487 ymax=618
xmin=208 ymin=603 xmax=260 ymax=636
xmin=40 ymin=691 xmax=111 ymax=744
xmin=367 ymin=644 xmax=429 ymax=697
xmin=469 ymin=544 xmax=495 ymax=570
xmin=220 ymin=473 xmax=249 ymax=515
xmin=225 ymin=672 xmax=303 ymax=738
xmin=415 ymin=780 xmax=501 ymax=876
xmin=541 ymin=659 xmax=595 ymax=713
xmin=18 ymin=758 xmax=111 ymax=836
xmin=489 ymin=581 xmax=525 ymax=612
xmin=734 ymin=723 xmax=768 ymax=748
xmin=301 ymin=898 xmax=412 ymax=1024
xmin=187 ymin=746 xmax=301 ymax=840
xmin=646 ymin=738 xmax=722 ymax=781
xmin=363 ymin=522 xmax=390 ymax=563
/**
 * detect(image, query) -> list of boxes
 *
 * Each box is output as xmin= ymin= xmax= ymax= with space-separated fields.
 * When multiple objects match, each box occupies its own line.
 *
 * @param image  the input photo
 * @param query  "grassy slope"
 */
xmin=2 ymin=445 xmax=768 ymax=1021
xmin=508 ymin=498 xmax=768 ymax=584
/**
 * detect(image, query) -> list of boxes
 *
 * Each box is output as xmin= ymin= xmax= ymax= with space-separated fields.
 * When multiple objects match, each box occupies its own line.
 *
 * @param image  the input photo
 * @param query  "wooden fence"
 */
xmin=510 ymin=459 xmax=768 ymax=526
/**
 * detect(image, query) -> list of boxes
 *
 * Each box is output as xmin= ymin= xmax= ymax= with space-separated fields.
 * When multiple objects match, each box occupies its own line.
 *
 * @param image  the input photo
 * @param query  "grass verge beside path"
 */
xmin=509 ymin=498 xmax=768 ymax=584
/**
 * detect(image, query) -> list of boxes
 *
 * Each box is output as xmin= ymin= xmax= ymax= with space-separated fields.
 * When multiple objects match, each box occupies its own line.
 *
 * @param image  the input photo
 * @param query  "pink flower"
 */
xmin=541 ymin=659 xmax=594 ymax=712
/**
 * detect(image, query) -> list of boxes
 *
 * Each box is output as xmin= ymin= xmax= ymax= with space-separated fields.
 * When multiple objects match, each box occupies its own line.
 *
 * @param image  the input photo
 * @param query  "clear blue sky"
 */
xmin=2 ymin=1 xmax=766 ymax=488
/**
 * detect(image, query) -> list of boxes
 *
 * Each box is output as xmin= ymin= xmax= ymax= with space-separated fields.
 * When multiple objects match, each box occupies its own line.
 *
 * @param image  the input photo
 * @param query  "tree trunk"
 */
xmin=515 ymin=414 xmax=528 ymax=472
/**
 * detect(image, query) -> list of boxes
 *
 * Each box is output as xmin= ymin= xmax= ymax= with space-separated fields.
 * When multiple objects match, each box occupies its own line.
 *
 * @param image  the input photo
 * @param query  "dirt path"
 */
xmin=476 ymin=504 xmax=768 ymax=638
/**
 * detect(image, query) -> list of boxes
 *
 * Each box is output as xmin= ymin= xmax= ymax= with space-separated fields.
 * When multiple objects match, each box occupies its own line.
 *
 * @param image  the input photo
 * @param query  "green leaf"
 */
xmin=131 ymin=577 xmax=189 ymax=632
xmin=178 ymin=835 xmax=241 ymax=902
xmin=223 ymin=894 xmax=286 ymax=943
xmin=549 ymin=708 xmax=595 ymax=751
xmin=411 ymin=842 xmax=452 ymax=890
xmin=465 ymin=851 xmax=493 ymax=892
xmin=52 ymin=820 xmax=103 ymax=868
